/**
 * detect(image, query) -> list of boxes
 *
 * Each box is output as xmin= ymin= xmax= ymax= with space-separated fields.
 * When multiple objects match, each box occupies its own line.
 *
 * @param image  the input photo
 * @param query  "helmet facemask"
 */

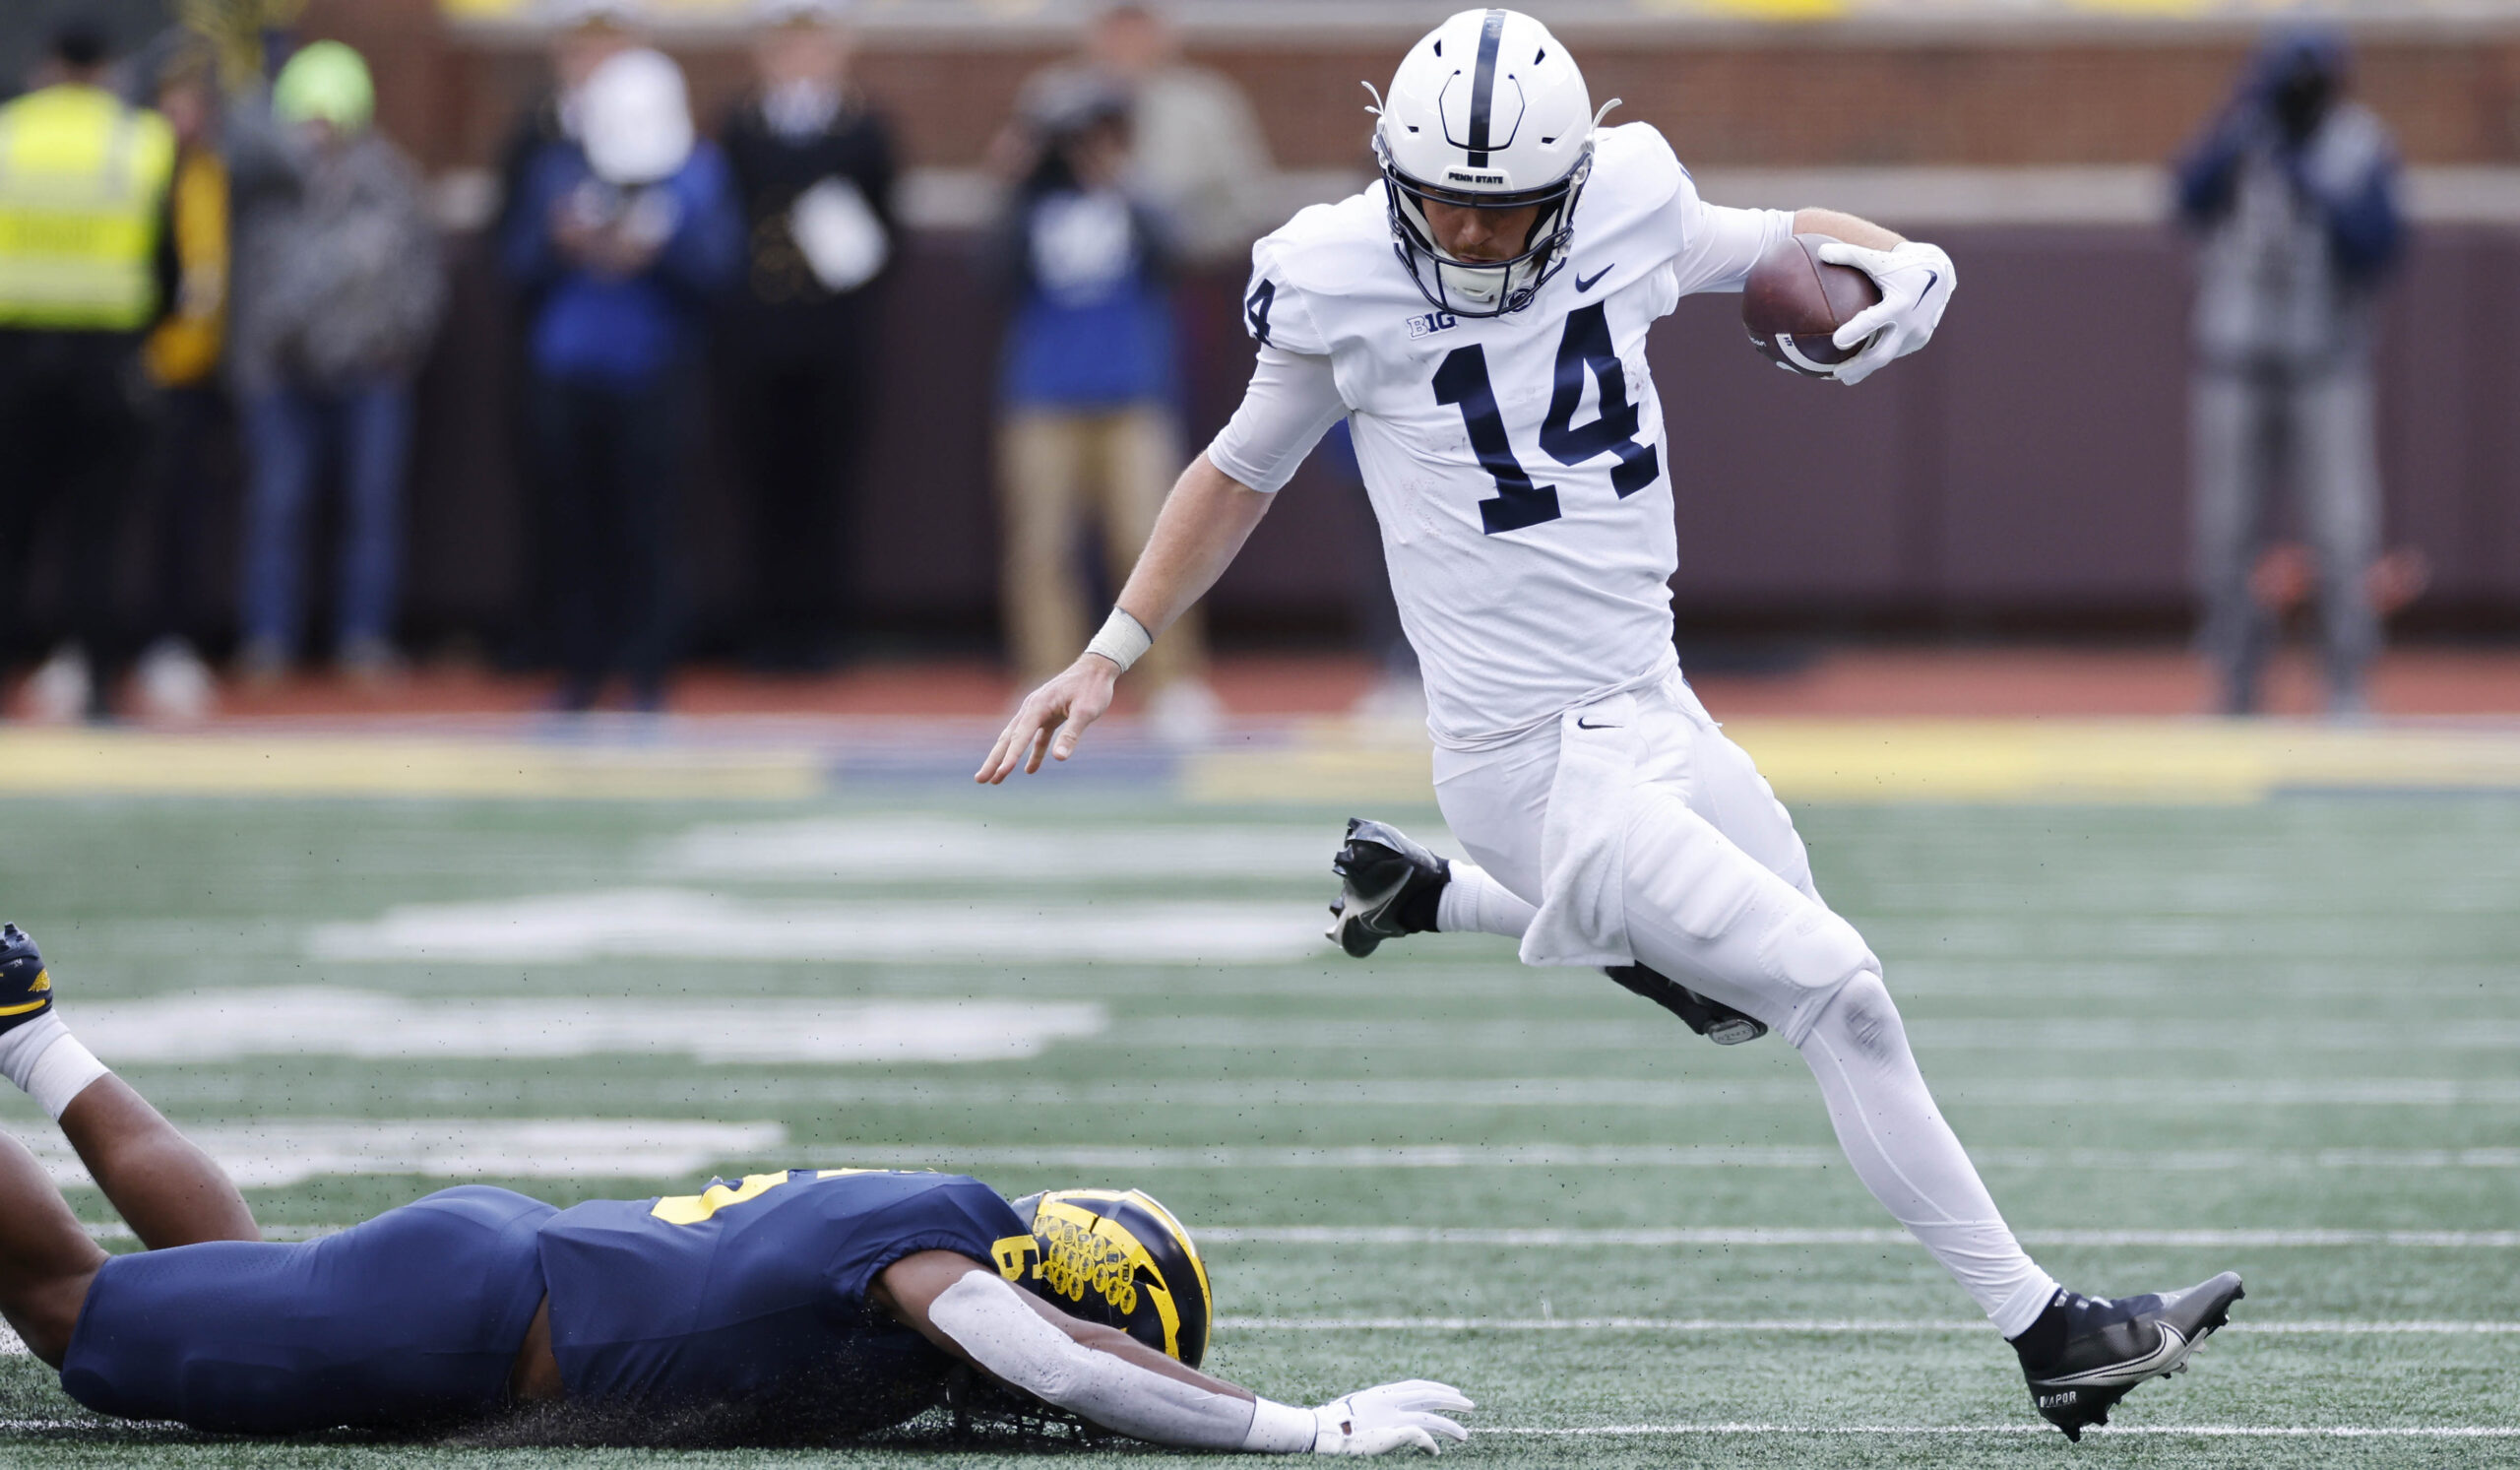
xmin=1376 ymin=128 xmax=1592 ymax=319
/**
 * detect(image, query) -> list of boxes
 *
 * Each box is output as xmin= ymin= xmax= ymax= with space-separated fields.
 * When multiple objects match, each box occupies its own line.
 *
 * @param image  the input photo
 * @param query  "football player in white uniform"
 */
xmin=978 ymin=8 xmax=2241 ymax=1438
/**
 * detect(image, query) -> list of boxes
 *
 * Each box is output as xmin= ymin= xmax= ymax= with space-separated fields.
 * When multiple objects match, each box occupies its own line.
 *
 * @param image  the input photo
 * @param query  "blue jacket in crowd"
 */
xmin=2173 ymin=29 xmax=2404 ymax=367
xmin=2174 ymin=30 xmax=2403 ymax=284
xmin=997 ymin=180 xmax=1176 ymax=411
xmin=501 ymin=140 xmax=744 ymax=384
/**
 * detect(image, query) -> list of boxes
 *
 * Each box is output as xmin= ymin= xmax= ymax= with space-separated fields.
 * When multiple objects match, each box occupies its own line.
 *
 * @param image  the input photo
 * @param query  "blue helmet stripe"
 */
xmin=1466 ymin=8 xmax=1505 ymax=167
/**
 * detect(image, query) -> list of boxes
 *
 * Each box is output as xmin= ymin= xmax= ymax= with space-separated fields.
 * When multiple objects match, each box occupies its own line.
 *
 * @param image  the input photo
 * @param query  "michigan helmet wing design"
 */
xmin=993 ymin=1187 xmax=1214 ymax=1368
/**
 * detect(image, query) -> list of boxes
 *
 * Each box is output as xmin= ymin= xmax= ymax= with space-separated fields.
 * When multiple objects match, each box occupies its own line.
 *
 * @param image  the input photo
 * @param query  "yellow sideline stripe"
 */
xmin=440 ymin=0 xmax=754 ymax=15
xmin=0 ymin=730 xmax=821 ymax=800
xmin=1635 ymin=0 xmax=1853 ymax=18
xmin=1184 ymin=720 xmax=2520 ymax=806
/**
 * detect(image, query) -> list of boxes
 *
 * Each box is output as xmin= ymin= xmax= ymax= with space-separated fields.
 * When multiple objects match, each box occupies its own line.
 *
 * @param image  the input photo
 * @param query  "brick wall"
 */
xmin=305 ymin=0 xmax=2520 ymax=171
xmin=235 ymin=3 xmax=2520 ymax=649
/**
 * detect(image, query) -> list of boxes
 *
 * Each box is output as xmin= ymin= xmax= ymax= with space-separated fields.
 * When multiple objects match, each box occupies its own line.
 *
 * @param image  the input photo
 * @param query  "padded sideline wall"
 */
xmin=229 ymin=4 xmax=2520 ymax=644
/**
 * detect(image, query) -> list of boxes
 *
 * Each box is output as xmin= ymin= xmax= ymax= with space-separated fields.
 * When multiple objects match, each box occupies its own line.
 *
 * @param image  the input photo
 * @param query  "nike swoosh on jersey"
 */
xmin=1575 ymin=264 xmax=1614 ymax=292
xmin=1574 ymin=717 xmax=1620 ymax=730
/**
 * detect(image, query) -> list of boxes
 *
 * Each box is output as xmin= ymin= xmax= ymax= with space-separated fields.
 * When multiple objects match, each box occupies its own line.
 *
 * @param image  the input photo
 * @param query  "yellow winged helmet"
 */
xmin=991 ymin=1188 xmax=1214 ymax=1368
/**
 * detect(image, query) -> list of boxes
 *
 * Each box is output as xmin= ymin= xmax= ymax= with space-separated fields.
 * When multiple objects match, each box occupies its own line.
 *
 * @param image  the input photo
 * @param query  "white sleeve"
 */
xmin=1667 ymin=187 xmax=1796 ymax=298
xmin=927 ymin=1272 xmax=1316 ymax=1453
xmin=1204 ymin=344 xmax=1348 ymax=494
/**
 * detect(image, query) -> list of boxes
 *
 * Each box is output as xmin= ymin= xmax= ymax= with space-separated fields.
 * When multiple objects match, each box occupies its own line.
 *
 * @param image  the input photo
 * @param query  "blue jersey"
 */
xmin=537 ymin=1170 xmax=1029 ymax=1427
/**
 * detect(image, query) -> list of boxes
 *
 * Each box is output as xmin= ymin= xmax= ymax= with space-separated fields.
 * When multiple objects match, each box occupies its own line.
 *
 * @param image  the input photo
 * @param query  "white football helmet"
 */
xmin=1370 ymin=8 xmax=1604 ymax=318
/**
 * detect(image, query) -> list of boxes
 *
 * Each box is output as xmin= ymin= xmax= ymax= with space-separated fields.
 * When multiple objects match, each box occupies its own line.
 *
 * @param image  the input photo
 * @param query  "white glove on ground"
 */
xmin=1817 ymin=239 xmax=1957 ymax=386
xmin=1310 ymin=1380 xmax=1475 ymax=1455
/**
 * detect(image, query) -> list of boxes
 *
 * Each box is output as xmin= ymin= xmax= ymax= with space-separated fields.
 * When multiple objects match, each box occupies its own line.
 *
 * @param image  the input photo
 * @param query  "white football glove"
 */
xmin=1816 ymin=239 xmax=1957 ymax=386
xmin=1310 ymin=1380 xmax=1475 ymax=1455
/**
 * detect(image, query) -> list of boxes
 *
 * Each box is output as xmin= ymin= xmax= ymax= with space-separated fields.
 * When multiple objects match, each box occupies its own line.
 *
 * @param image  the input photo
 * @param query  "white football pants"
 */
xmin=1431 ymin=672 xmax=2059 ymax=1336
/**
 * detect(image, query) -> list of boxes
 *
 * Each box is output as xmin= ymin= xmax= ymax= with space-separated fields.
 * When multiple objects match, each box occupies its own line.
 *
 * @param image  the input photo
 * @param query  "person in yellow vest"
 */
xmin=131 ymin=46 xmax=229 ymax=724
xmin=0 ymin=18 xmax=178 ymax=723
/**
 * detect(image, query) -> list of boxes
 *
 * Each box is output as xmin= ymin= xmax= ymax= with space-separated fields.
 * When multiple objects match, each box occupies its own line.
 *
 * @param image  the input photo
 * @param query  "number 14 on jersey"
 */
xmin=1434 ymin=302 xmax=1661 ymax=536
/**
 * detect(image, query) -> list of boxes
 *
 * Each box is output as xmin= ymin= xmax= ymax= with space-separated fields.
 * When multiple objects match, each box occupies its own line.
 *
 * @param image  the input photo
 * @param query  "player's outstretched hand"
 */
xmin=976 ymin=656 xmax=1120 ymax=784
xmin=1308 ymin=1380 xmax=1475 ymax=1455
xmin=1817 ymin=239 xmax=1956 ymax=386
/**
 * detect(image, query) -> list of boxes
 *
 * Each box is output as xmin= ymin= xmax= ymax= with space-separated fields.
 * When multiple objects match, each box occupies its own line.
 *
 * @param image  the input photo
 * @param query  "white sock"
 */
xmin=1796 ymin=972 xmax=2058 ymax=1336
xmin=0 ymin=1013 xmax=109 ymax=1121
xmin=1434 ymin=861 xmax=1539 ymax=938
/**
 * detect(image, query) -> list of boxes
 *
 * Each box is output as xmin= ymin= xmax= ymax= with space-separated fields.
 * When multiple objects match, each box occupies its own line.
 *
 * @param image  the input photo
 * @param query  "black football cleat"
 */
xmin=1325 ymin=817 xmax=1450 ymax=958
xmin=1604 ymin=963 xmax=1769 ymax=1045
xmin=2015 ymin=1272 xmax=2244 ymax=1440
xmin=0 ymin=924 xmax=55 ymax=1034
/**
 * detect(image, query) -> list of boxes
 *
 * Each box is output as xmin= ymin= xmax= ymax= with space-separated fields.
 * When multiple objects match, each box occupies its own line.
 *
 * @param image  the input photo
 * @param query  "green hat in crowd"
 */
xmin=273 ymin=40 xmax=374 ymax=133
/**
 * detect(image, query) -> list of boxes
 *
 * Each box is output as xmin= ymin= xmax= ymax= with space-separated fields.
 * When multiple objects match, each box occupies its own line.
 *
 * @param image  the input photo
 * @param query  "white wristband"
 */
xmin=1239 ymin=1396 xmax=1318 ymax=1454
xmin=1084 ymin=607 xmax=1154 ymax=672
xmin=29 ymin=1033 xmax=108 ymax=1121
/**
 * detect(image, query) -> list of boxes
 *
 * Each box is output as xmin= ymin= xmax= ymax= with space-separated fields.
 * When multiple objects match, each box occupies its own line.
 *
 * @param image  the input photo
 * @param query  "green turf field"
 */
xmin=1 ymin=785 xmax=2514 ymax=1467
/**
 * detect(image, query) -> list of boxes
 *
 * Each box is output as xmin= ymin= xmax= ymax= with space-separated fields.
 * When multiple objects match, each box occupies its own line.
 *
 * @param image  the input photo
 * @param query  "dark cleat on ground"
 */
xmin=2015 ymin=1272 xmax=2245 ymax=1441
xmin=1603 ymin=963 xmax=1769 ymax=1045
xmin=1325 ymin=817 xmax=1450 ymax=958
xmin=0 ymin=924 xmax=55 ymax=1034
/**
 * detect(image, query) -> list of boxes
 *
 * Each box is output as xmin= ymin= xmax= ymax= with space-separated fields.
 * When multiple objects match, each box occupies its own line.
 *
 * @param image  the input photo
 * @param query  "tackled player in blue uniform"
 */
xmin=0 ymin=927 xmax=1470 ymax=1451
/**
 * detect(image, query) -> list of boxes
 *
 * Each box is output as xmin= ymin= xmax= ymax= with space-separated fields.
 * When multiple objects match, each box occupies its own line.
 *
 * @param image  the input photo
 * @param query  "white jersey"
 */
xmin=1207 ymin=123 xmax=1791 ymax=749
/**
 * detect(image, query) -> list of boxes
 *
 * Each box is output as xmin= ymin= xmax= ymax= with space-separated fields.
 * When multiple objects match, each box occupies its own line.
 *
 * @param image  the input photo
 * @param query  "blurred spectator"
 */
xmin=132 ymin=44 xmax=228 ymax=723
xmin=1011 ymin=2 xmax=1273 ymax=269
xmin=494 ymin=0 xmax=643 ymax=294
xmin=992 ymin=80 xmax=1218 ymax=740
xmin=2176 ymin=30 xmax=2403 ymax=717
xmin=225 ymin=40 xmax=445 ymax=687
xmin=502 ymin=46 xmax=741 ymax=712
xmin=492 ymin=0 xmax=642 ymax=673
xmin=720 ymin=0 xmax=896 ymax=671
xmin=0 ymin=17 xmax=176 ymax=723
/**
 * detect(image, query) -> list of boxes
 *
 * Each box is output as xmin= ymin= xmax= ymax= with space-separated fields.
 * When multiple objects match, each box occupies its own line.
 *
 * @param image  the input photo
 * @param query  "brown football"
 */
xmin=1742 ymin=233 xmax=1883 ymax=379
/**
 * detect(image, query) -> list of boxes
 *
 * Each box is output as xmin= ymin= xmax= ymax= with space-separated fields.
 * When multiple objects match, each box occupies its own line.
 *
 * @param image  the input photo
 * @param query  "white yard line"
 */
xmin=1478 ymin=1424 xmax=2520 ymax=1438
xmin=35 ymin=1133 xmax=2514 ymax=1187
xmin=1203 ymin=1225 xmax=2520 ymax=1248
xmin=609 ymin=1076 xmax=2520 ymax=1110
xmin=32 ymin=1118 xmax=786 ymax=1189
xmin=0 ymin=1410 xmax=2503 ymax=1438
xmin=67 ymin=990 xmax=1105 ymax=1064
xmin=656 ymin=816 xmax=1342 ymax=882
xmin=1118 ymin=1018 xmax=2520 ymax=1052
xmin=813 ymin=1143 xmax=2520 ymax=1171
xmin=1223 ymin=1316 xmax=2520 ymax=1336
xmin=307 ymin=890 xmax=1322 ymax=965
xmin=0 ymin=1414 xmax=2505 ymax=1438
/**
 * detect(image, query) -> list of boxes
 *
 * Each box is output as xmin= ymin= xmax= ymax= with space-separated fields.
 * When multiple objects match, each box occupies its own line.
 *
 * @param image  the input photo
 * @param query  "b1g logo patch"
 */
xmin=1407 ymin=310 xmax=1459 ymax=339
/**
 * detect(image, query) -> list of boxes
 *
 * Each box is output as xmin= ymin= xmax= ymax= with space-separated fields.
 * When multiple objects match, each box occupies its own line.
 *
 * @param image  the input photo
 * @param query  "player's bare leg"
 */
xmin=0 ymin=925 xmax=257 ymax=1253
xmin=0 ymin=1128 xmax=109 ymax=1366
xmin=58 ymin=1076 xmax=257 ymax=1248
